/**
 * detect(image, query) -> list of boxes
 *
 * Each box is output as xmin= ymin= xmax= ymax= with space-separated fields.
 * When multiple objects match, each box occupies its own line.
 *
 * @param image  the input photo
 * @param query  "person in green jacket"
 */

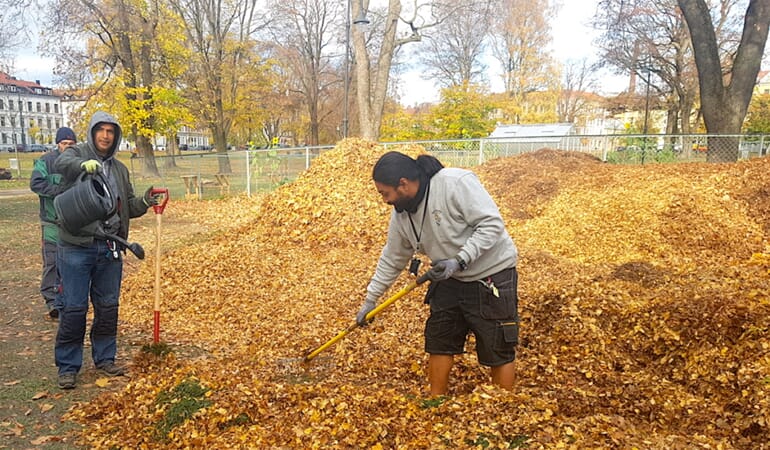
xmin=29 ymin=127 xmax=77 ymax=319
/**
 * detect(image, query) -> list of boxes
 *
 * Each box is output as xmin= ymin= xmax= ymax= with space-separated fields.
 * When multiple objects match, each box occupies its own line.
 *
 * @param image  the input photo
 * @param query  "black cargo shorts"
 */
xmin=423 ymin=267 xmax=519 ymax=366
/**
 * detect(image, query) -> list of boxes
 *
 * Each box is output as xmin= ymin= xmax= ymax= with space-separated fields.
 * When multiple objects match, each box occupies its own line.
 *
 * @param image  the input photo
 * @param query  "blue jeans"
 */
xmin=55 ymin=240 xmax=123 ymax=375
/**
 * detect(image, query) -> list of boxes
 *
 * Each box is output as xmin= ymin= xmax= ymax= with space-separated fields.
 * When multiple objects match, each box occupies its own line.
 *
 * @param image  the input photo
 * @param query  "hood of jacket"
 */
xmin=88 ymin=111 xmax=122 ymax=161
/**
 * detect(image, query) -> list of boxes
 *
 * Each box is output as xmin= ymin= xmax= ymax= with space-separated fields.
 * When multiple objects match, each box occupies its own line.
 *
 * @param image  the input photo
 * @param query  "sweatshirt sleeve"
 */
xmin=450 ymin=172 xmax=506 ymax=265
xmin=365 ymin=211 xmax=413 ymax=302
xmin=125 ymin=171 xmax=150 ymax=218
xmin=29 ymin=157 xmax=61 ymax=198
xmin=55 ymin=146 xmax=86 ymax=182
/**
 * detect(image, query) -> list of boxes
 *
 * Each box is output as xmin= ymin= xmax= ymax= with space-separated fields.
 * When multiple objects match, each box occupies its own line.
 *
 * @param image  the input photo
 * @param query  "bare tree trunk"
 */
xmin=355 ymin=0 xmax=400 ymax=141
xmin=213 ymin=125 xmax=232 ymax=174
xmin=164 ymin=131 xmax=179 ymax=169
xmin=678 ymin=0 xmax=770 ymax=162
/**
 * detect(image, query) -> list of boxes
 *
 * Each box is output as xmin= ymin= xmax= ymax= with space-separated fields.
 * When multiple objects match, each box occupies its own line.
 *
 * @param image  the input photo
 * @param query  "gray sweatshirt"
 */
xmin=366 ymin=167 xmax=518 ymax=301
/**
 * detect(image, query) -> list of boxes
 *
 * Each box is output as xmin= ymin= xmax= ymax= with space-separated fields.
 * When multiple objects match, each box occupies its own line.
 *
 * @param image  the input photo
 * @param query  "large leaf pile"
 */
xmin=68 ymin=140 xmax=770 ymax=448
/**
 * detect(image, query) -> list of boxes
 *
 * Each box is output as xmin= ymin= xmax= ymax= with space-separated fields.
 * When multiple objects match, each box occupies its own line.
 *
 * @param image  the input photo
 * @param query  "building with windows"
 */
xmin=0 ymin=72 xmax=63 ymax=150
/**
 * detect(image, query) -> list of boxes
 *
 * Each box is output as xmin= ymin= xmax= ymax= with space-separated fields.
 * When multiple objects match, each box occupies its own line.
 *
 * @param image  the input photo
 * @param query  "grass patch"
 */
xmin=0 ymin=195 xmax=41 ymax=283
xmin=154 ymin=377 xmax=211 ymax=440
xmin=464 ymin=432 xmax=530 ymax=448
xmin=419 ymin=395 xmax=449 ymax=409
xmin=141 ymin=342 xmax=173 ymax=357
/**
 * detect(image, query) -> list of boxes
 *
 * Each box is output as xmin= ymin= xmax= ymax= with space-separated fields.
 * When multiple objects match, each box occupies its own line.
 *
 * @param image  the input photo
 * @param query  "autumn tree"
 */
xmin=418 ymin=1 xmax=493 ymax=89
xmin=353 ymin=0 xmax=460 ymax=141
xmin=486 ymin=0 xmax=558 ymax=124
xmin=265 ymin=0 xmax=342 ymax=146
xmin=557 ymin=58 xmax=600 ymax=125
xmin=43 ymin=0 xmax=191 ymax=176
xmin=228 ymin=47 xmax=290 ymax=148
xmin=678 ymin=0 xmax=770 ymax=161
xmin=427 ymin=82 xmax=497 ymax=138
xmin=594 ymin=0 xmax=713 ymax=137
xmin=168 ymin=0 xmax=267 ymax=174
xmin=744 ymin=93 xmax=770 ymax=134
xmin=0 ymin=0 xmax=28 ymax=70
xmin=380 ymin=103 xmax=433 ymax=141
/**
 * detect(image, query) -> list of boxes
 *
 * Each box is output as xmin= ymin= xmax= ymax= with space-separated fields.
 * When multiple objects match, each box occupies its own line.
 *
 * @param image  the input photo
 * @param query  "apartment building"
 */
xmin=0 ymin=72 xmax=63 ymax=150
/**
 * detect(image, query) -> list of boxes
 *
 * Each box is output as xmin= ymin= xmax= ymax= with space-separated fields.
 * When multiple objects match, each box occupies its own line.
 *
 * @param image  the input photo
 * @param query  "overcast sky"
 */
xmin=11 ymin=0 xmax=627 ymax=104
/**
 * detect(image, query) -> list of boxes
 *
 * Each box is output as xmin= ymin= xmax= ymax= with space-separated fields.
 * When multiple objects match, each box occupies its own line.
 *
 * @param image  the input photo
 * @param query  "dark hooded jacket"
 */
xmin=29 ymin=149 xmax=64 ymax=242
xmin=55 ymin=111 xmax=149 ymax=246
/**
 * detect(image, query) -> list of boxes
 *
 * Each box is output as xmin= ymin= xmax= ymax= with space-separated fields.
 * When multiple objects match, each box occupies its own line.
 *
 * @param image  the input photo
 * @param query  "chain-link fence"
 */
xmin=128 ymin=134 xmax=769 ymax=200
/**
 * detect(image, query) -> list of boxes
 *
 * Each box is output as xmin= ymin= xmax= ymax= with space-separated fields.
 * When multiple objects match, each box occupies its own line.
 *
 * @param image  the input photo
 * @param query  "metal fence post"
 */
xmin=246 ymin=150 xmax=251 ymax=198
xmin=478 ymin=139 xmax=484 ymax=166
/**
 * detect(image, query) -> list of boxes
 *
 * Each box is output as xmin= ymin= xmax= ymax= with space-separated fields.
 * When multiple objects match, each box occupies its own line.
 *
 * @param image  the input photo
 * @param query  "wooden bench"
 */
xmin=180 ymin=174 xmax=200 ymax=199
xmin=214 ymin=173 xmax=231 ymax=195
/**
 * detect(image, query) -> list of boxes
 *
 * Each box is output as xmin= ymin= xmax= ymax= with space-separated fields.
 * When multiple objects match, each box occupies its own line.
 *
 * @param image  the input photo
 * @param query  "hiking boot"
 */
xmin=96 ymin=362 xmax=125 ymax=377
xmin=58 ymin=373 xmax=77 ymax=389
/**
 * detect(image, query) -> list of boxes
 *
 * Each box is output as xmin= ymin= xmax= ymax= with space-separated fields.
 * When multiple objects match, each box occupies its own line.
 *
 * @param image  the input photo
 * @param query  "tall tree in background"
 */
xmin=594 ymin=0 xmax=715 ymax=135
xmin=678 ymin=0 xmax=770 ymax=161
xmin=353 ymin=0 xmax=456 ymax=141
xmin=267 ymin=0 xmax=341 ymax=146
xmin=557 ymin=58 xmax=600 ymax=125
xmin=45 ymin=0 xmax=189 ymax=176
xmin=488 ymin=0 xmax=558 ymax=124
xmin=428 ymin=82 xmax=497 ymax=138
xmin=168 ymin=0 xmax=266 ymax=174
xmin=0 ymin=0 xmax=28 ymax=71
xmin=419 ymin=1 xmax=493 ymax=89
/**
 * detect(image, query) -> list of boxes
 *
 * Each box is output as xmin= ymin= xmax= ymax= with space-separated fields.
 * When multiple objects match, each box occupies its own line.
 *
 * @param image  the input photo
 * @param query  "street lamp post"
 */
xmin=343 ymin=0 xmax=369 ymax=138
xmin=642 ymin=67 xmax=651 ymax=136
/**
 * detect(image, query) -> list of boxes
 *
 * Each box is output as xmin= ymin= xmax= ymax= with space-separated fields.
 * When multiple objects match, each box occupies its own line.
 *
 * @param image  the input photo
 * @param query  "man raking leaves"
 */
xmin=356 ymin=151 xmax=520 ymax=396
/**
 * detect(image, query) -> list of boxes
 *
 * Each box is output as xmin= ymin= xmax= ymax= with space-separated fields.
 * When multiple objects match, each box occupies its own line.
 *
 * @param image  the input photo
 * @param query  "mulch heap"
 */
xmin=69 ymin=140 xmax=770 ymax=449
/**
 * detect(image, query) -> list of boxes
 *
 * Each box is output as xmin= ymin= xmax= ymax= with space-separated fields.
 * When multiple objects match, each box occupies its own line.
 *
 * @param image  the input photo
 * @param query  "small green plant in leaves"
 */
xmin=154 ymin=377 xmax=211 ymax=440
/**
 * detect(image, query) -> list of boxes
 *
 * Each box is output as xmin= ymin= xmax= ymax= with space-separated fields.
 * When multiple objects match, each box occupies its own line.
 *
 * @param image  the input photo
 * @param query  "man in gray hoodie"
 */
xmin=53 ymin=111 xmax=157 ymax=389
xmin=357 ymin=151 xmax=519 ymax=396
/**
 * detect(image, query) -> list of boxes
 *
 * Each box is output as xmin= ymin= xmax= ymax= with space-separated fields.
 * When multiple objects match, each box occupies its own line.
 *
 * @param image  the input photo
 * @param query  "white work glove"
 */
xmin=356 ymin=294 xmax=378 ymax=326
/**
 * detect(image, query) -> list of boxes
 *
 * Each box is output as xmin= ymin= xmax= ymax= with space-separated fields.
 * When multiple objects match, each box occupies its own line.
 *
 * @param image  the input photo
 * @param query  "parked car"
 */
xmin=28 ymin=144 xmax=47 ymax=152
xmin=0 ymin=145 xmax=13 ymax=152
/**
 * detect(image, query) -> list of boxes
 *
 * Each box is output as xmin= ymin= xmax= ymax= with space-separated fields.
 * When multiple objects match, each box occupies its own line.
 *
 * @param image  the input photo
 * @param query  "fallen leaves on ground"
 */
xmin=68 ymin=140 xmax=770 ymax=449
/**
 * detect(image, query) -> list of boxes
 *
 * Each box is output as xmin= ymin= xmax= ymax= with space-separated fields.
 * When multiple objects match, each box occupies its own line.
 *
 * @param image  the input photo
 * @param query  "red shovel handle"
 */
xmin=151 ymin=187 xmax=169 ymax=214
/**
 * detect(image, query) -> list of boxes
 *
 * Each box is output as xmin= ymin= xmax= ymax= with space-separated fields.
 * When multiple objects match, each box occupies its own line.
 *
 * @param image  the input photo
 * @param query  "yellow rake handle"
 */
xmin=303 ymin=273 xmax=431 ymax=363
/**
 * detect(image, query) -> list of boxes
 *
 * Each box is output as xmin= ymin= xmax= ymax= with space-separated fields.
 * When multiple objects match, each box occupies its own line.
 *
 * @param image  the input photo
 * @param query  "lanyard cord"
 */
xmin=407 ymin=182 xmax=430 ymax=247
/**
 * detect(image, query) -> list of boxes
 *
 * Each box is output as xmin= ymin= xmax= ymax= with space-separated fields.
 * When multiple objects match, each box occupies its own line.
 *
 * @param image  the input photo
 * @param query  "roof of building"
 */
xmin=0 ymin=72 xmax=47 ymax=88
xmin=490 ymin=123 xmax=576 ymax=139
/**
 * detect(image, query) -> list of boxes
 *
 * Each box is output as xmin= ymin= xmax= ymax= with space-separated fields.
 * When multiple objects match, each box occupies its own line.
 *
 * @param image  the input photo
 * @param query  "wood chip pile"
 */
xmin=69 ymin=140 xmax=770 ymax=449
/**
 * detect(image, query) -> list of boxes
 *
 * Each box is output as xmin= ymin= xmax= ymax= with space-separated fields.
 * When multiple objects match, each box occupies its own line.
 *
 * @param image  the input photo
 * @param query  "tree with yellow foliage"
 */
xmin=44 ymin=0 xmax=193 ymax=177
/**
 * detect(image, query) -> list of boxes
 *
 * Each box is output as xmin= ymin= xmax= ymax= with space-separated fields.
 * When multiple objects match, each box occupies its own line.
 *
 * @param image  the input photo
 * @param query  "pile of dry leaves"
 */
xmin=68 ymin=139 xmax=770 ymax=449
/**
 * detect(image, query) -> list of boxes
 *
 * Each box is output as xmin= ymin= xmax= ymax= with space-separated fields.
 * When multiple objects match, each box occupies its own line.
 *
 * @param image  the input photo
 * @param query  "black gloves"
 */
xmin=143 ymin=186 xmax=160 ymax=207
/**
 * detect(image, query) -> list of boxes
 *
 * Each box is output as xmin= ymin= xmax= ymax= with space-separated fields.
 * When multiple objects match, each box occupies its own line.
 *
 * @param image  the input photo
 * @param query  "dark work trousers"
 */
xmin=40 ymin=235 xmax=59 ymax=309
xmin=55 ymin=240 xmax=122 ymax=375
